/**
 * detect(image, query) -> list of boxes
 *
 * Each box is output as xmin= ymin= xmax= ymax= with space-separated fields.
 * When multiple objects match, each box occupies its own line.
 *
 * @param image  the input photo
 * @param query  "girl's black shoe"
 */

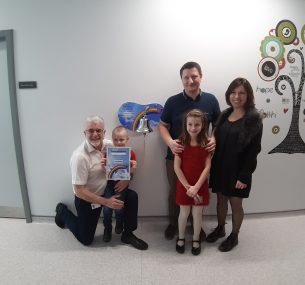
xmin=176 ymin=238 xmax=185 ymax=254
xmin=191 ymin=240 xmax=201 ymax=255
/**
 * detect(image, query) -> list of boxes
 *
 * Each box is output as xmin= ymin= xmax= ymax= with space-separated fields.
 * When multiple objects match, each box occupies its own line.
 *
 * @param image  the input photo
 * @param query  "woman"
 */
xmin=207 ymin=78 xmax=263 ymax=252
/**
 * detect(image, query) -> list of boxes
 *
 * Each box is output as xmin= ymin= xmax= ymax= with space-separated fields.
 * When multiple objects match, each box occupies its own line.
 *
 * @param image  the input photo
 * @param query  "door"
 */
xmin=0 ymin=30 xmax=31 ymax=222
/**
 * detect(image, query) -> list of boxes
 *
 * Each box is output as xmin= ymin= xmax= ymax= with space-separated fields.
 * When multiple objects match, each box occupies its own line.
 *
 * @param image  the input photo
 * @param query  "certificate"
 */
xmin=106 ymin=147 xmax=130 ymax=180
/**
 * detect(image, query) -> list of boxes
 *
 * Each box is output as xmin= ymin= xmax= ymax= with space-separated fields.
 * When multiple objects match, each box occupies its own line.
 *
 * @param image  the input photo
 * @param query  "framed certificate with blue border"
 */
xmin=106 ymin=147 xmax=130 ymax=180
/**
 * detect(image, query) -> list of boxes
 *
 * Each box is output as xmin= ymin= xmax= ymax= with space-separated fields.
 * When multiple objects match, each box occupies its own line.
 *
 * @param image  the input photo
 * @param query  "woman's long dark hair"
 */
xmin=179 ymin=109 xmax=208 ymax=146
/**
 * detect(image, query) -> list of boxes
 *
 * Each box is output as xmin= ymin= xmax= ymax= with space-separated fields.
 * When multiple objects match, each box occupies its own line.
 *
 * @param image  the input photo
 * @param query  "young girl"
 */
xmin=174 ymin=109 xmax=211 ymax=255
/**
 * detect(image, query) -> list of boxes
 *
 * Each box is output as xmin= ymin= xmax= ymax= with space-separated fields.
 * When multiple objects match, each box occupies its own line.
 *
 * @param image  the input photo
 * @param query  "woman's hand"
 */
xmin=235 ymin=180 xmax=247 ymax=190
xmin=205 ymin=135 xmax=216 ymax=153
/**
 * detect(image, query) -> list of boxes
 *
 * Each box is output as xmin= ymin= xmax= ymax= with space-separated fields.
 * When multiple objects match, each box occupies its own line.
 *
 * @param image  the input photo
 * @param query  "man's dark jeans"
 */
xmin=61 ymin=188 xmax=138 ymax=245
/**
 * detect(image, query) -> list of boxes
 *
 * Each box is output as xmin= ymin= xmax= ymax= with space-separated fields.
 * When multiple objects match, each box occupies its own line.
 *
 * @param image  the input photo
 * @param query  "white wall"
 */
xmin=0 ymin=0 xmax=304 ymax=216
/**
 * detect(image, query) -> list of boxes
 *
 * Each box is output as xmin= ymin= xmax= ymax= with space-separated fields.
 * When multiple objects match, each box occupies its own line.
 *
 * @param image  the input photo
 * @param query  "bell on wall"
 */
xmin=136 ymin=113 xmax=153 ymax=135
xmin=136 ymin=107 xmax=153 ymax=135
xmin=135 ymin=107 xmax=153 ymax=164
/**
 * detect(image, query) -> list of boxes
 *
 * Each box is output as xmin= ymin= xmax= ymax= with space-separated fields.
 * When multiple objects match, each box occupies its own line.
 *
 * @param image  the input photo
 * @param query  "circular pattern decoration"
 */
xmin=281 ymin=84 xmax=286 ymax=90
xmin=301 ymin=25 xmax=305 ymax=45
xmin=258 ymin=57 xmax=280 ymax=81
xmin=272 ymin=125 xmax=280 ymax=134
xmin=260 ymin=36 xmax=285 ymax=62
xmin=276 ymin=20 xmax=297 ymax=45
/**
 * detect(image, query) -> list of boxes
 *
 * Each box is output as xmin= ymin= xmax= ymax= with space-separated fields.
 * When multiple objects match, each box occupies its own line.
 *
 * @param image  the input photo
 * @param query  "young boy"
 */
xmin=102 ymin=126 xmax=137 ymax=242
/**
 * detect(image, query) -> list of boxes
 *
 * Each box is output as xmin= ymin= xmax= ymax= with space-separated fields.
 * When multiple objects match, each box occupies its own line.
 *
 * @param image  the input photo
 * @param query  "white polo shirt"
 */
xmin=70 ymin=139 xmax=113 ymax=196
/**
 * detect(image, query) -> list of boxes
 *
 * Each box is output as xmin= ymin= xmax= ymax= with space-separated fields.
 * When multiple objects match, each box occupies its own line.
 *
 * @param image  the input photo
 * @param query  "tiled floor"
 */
xmin=1 ymin=212 xmax=305 ymax=285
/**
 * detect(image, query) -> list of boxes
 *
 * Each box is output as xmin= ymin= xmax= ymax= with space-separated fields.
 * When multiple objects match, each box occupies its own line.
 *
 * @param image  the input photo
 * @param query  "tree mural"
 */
xmin=258 ymin=20 xmax=305 ymax=154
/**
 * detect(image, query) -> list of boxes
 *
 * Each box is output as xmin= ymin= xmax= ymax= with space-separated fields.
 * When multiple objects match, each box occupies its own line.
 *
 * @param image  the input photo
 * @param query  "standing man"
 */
xmin=159 ymin=62 xmax=220 ymax=240
xmin=55 ymin=116 xmax=148 ymax=250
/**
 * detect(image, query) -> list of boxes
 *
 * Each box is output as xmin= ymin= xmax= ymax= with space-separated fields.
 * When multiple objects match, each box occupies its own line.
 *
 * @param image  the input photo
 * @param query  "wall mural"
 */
xmin=258 ymin=19 xmax=305 ymax=154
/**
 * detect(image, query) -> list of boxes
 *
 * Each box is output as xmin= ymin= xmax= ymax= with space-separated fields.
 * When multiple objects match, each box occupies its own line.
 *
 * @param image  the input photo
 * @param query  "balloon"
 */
xmin=118 ymin=102 xmax=163 ymax=133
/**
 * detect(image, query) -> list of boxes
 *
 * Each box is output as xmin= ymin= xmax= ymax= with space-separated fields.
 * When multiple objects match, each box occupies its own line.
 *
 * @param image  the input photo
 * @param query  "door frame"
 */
xmin=0 ymin=29 xmax=32 ymax=223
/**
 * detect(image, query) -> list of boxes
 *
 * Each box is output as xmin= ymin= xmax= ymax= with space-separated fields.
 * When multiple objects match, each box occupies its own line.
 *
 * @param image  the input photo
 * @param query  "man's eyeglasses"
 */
xmin=85 ymin=129 xmax=104 ymax=134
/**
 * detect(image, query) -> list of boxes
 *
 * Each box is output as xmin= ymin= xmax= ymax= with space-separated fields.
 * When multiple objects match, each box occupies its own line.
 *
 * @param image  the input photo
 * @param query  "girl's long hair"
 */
xmin=179 ymin=109 xmax=208 ymax=146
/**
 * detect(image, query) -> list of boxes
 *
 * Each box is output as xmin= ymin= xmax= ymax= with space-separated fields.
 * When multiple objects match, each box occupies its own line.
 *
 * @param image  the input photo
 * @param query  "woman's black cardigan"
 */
xmin=213 ymin=107 xmax=263 ymax=185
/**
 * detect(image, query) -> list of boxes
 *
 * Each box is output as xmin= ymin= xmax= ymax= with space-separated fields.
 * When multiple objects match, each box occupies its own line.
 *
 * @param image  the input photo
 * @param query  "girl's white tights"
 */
xmin=178 ymin=205 xmax=204 ymax=247
xmin=192 ymin=206 xmax=204 ymax=243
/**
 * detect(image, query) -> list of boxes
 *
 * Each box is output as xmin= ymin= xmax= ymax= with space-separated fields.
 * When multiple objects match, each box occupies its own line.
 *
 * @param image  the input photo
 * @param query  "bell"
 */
xmin=136 ymin=114 xmax=153 ymax=135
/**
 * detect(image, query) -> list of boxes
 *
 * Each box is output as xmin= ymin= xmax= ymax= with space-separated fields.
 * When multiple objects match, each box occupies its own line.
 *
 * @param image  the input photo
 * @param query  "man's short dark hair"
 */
xmin=180 ymin=62 xmax=202 ymax=78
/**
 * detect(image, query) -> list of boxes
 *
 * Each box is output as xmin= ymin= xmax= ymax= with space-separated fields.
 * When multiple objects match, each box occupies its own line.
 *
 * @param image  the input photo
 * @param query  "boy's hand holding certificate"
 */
xmin=106 ymin=147 xmax=131 ymax=180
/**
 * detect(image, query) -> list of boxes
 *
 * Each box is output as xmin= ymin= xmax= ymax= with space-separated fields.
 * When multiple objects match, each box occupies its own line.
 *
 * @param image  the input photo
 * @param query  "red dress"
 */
xmin=176 ymin=145 xmax=209 ymax=206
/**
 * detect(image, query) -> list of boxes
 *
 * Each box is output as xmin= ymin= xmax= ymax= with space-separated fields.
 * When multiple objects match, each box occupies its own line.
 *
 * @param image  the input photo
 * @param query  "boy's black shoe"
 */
xmin=115 ymin=221 xmax=123 ymax=234
xmin=55 ymin=203 xmax=67 ymax=229
xmin=103 ymin=228 xmax=112 ymax=242
xmin=206 ymin=225 xmax=226 ymax=243
xmin=218 ymin=233 xmax=238 ymax=252
xmin=121 ymin=232 xmax=148 ymax=250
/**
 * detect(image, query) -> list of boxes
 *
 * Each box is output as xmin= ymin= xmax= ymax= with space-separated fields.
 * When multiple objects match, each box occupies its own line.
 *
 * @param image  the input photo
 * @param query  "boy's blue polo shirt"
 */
xmin=160 ymin=91 xmax=220 ymax=160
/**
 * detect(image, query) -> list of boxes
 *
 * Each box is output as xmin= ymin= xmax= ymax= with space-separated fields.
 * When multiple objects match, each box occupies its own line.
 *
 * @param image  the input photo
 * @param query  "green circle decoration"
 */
xmin=260 ymin=36 xmax=285 ymax=62
xmin=301 ymin=24 xmax=305 ymax=45
xmin=276 ymin=20 xmax=297 ymax=45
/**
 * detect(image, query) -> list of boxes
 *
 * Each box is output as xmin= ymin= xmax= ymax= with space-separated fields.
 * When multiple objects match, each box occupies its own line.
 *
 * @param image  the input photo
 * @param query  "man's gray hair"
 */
xmin=84 ymin=116 xmax=105 ymax=129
